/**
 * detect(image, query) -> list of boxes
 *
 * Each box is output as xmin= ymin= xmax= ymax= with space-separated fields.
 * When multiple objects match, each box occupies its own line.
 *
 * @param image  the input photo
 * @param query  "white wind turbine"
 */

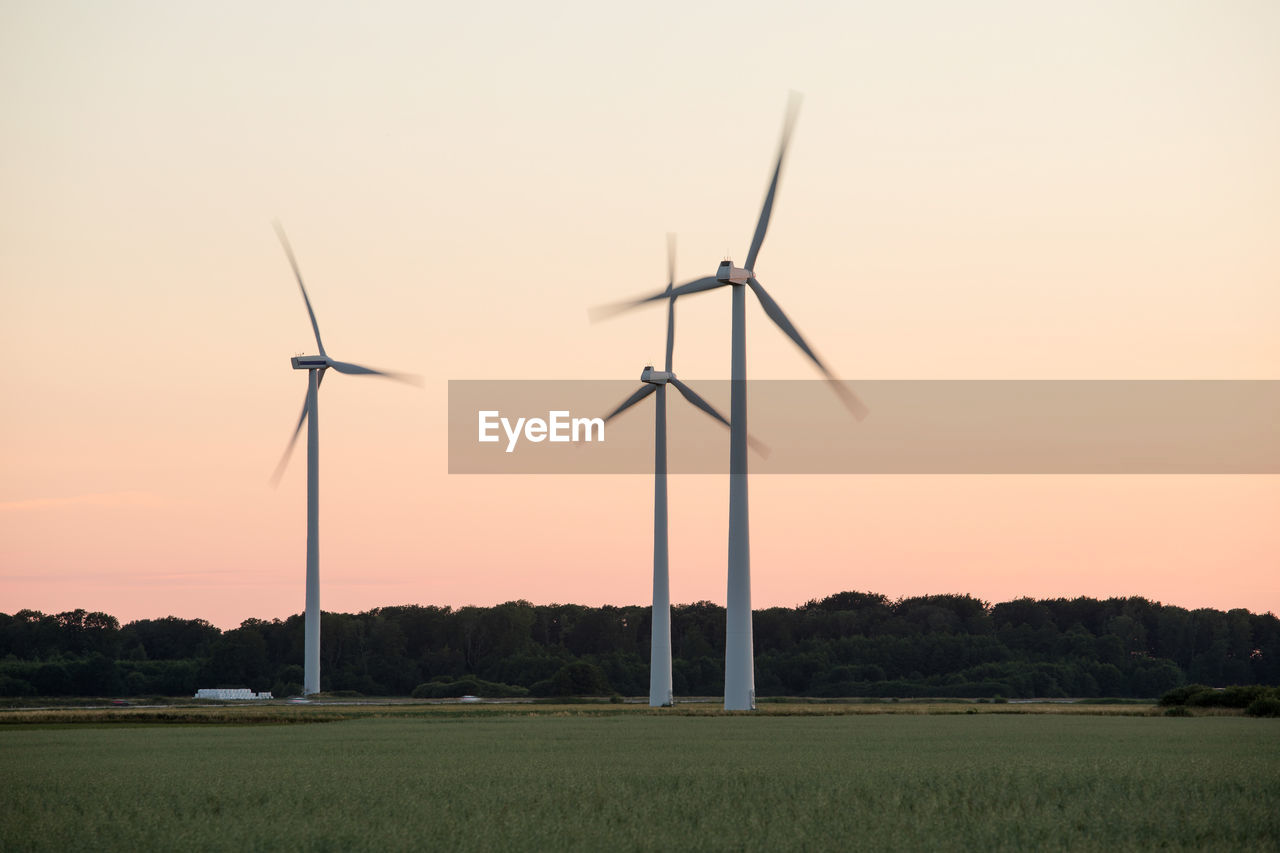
xmin=270 ymin=222 xmax=418 ymax=696
xmin=601 ymin=235 xmax=764 ymax=707
xmin=597 ymin=95 xmax=867 ymax=710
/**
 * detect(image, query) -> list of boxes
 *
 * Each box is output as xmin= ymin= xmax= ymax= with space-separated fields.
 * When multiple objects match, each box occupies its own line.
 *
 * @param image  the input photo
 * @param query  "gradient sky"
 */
xmin=2 ymin=1 xmax=1277 ymax=629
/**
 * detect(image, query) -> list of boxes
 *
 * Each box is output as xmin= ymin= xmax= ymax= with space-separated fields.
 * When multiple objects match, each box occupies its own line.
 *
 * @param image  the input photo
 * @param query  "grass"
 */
xmin=0 ymin=698 xmax=1171 ymax=726
xmin=2 ymin=709 xmax=1277 ymax=851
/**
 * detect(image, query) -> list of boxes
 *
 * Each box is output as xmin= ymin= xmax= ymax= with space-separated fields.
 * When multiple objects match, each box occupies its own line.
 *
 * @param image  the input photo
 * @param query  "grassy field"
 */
xmin=0 ymin=696 xmax=1166 ymax=725
xmin=2 ymin=707 xmax=1276 ymax=851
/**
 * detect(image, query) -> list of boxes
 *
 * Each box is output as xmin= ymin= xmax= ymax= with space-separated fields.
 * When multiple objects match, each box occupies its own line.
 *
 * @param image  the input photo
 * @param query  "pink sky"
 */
xmin=2 ymin=2 xmax=1277 ymax=629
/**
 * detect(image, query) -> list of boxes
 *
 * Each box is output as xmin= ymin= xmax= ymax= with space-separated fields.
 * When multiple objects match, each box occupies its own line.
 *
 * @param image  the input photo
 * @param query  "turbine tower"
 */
xmin=602 ymin=236 xmax=762 ymax=707
xmin=597 ymin=95 xmax=867 ymax=710
xmin=271 ymin=222 xmax=417 ymax=696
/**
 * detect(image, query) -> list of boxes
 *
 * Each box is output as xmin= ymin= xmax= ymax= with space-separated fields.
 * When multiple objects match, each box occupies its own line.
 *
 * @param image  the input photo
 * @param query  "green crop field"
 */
xmin=2 ymin=707 xmax=1277 ymax=851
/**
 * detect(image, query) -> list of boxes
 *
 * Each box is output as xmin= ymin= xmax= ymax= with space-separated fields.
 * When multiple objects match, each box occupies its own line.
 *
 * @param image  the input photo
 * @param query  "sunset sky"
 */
xmin=2 ymin=1 xmax=1277 ymax=629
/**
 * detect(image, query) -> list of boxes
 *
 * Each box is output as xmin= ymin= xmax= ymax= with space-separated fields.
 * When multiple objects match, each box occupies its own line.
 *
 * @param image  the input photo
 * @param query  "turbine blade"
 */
xmin=663 ymin=276 xmax=729 ymax=300
xmin=746 ymin=277 xmax=818 ymax=365
xmin=603 ymin=384 xmax=657 ymax=422
xmin=273 ymin=221 xmax=327 ymax=357
xmin=665 ymin=296 xmax=676 ymax=373
xmin=745 ymin=92 xmax=801 ymax=271
xmin=665 ymin=233 xmax=676 ymax=372
xmin=671 ymin=378 xmax=770 ymax=457
xmin=747 ymin=434 xmax=772 ymax=459
xmin=748 ymin=277 xmax=869 ymax=421
xmin=589 ymin=277 xmax=727 ymax=322
xmin=670 ymin=377 xmax=729 ymax=428
xmin=328 ymin=360 xmax=423 ymax=386
xmin=666 ymin=232 xmax=676 ymax=289
xmin=270 ymin=390 xmax=311 ymax=486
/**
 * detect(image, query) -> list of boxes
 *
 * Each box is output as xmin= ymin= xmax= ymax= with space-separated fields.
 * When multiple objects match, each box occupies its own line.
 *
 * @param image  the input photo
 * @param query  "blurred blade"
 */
xmin=665 ymin=296 xmax=676 ymax=373
xmin=666 ymin=232 xmax=676 ymax=289
xmin=745 ymin=92 xmax=801 ymax=271
xmin=603 ymin=384 xmax=657 ymax=422
xmin=665 ymin=233 xmax=677 ymax=372
xmin=748 ymin=277 xmax=869 ymax=421
xmin=828 ymin=380 xmax=870 ymax=422
xmin=746 ymin=277 xmax=818 ymax=364
xmin=671 ymin=378 xmax=771 ymax=457
xmin=270 ymin=390 xmax=311 ymax=486
xmin=589 ymin=277 xmax=727 ymax=322
xmin=666 ymin=276 xmax=728 ymax=299
xmin=670 ymin=377 xmax=729 ymax=428
xmin=328 ymin=360 xmax=423 ymax=386
xmin=746 ymin=434 xmax=772 ymax=459
xmin=273 ymin=221 xmax=327 ymax=357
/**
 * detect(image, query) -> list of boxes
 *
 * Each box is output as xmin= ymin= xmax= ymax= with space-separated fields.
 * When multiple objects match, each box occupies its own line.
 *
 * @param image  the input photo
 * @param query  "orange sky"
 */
xmin=2 ymin=2 xmax=1277 ymax=629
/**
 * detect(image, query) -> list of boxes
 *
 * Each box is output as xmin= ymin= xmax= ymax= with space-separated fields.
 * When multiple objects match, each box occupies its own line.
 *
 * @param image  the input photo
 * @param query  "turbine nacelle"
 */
xmin=291 ymin=355 xmax=329 ymax=370
xmin=641 ymin=365 xmax=673 ymax=385
xmin=716 ymin=259 xmax=752 ymax=285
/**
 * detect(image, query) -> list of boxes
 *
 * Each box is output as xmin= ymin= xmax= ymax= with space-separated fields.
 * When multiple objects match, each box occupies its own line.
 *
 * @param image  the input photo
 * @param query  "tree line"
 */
xmin=1 ymin=592 xmax=1276 ymax=699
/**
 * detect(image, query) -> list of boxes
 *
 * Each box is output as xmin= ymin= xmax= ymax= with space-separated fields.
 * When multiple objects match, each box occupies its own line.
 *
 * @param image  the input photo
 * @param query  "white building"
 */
xmin=194 ymin=688 xmax=274 ymax=700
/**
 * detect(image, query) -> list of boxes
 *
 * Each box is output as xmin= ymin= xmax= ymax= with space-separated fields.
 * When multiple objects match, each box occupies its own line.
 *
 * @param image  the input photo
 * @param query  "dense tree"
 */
xmin=120 ymin=616 xmax=220 ymax=660
xmin=2 ymin=593 xmax=1277 ymax=698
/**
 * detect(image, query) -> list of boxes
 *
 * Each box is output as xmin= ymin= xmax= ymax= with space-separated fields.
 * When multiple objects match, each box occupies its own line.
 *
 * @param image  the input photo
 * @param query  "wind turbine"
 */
xmin=602 ymin=235 xmax=764 ymax=708
xmin=270 ymin=222 xmax=418 ymax=696
xmin=596 ymin=95 xmax=867 ymax=710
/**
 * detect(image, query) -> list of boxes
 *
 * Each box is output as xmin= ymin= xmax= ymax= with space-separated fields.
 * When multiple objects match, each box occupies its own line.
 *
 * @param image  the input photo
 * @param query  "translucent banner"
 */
xmin=447 ymin=380 xmax=1280 ymax=474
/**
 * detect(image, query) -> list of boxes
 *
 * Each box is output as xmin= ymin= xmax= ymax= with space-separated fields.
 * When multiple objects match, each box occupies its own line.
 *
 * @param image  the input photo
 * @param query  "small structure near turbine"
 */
xmin=194 ymin=688 xmax=274 ymax=700
xmin=270 ymin=222 xmax=418 ymax=696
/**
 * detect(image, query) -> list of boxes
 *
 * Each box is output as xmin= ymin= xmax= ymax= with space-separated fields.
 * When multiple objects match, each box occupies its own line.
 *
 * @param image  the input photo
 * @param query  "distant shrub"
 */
xmin=526 ymin=663 xmax=617 ymax=698
xmin=1160 ymin=686 xmax=1279 ymax=712
xmin=1159 ymin=685 xmax=1212 ymax=707
xmin=412 ymin=681 xmax=443 ymax=699
xmin=1245 ymin=697 xmax=1280 ymax=718
xmin=411 ymin=678 xmax=527 ymax=699
xmin=0 ymin=675 xmax=35 ymax=697
xmin=1164 ymin=706 xmax=1192 ymax=717
xmin=1187 ymin=685 xmax=1269 ymax=709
